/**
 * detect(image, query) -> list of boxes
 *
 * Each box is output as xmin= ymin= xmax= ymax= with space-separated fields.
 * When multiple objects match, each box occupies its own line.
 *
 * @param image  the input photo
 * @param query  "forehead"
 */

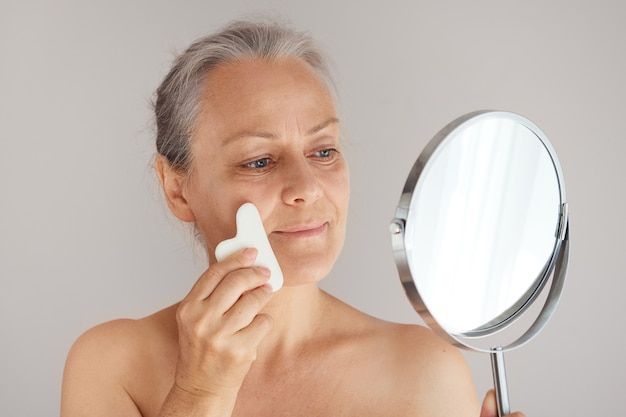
xmin=193 ymin=57 xmax=337 ymax=143
xmin=204 ymin=56 xmax=332 ymax=100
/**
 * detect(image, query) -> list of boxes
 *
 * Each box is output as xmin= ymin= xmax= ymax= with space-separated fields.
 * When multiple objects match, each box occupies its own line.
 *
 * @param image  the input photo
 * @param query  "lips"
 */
xmin=272 ymin=222 xmax=328 ymax=238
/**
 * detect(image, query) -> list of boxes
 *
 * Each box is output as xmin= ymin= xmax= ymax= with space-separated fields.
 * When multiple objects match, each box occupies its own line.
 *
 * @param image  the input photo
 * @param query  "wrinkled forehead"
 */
xmin=191 ymin=57 xmax=339 ymax=147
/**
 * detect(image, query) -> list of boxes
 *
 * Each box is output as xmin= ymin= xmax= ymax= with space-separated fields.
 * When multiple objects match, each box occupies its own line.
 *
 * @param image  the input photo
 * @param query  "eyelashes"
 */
xmin=315 ymin=149 xmax=334 ymax=158
xmin=241 ymin=148 xmax=340 ymax=172
xmin=244 ymin=158 xmax=272 ymax=169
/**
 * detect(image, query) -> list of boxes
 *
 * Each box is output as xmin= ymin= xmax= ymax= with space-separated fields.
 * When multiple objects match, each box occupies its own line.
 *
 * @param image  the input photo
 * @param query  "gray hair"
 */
xmin=154 ymin=19 xmax=337 ymax=173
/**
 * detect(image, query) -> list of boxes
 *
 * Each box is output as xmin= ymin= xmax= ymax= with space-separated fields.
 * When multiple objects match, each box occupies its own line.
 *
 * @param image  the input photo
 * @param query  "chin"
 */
xmin=270 ymin=225 xmax=345 ymax=286
xmin=276 ymin=250 xmax=338 ymax=287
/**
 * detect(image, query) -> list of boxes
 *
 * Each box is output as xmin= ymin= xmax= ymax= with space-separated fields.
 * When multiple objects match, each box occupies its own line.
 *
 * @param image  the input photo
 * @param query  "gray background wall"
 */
xmin=1 ymin=0 xmax=624 ymax=415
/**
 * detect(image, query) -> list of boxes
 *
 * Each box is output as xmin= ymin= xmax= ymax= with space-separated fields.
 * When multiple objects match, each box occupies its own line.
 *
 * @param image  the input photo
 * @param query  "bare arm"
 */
xmin=156 ymin=247 xmax=273 ymax=417
xmin=61 ymin=248 xmax=273 ymax=417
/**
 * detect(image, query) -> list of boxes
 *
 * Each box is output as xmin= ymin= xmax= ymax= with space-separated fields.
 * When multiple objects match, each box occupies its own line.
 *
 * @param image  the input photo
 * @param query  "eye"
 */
xmin=312 ymin=148 xmax=341 ymax=164
xmin=315 ymin=149 xmax=334 ymax=158
xmin=244 ymin=157 xmax=272 ymax=169
xmin=313 ymin=148 xmax=339 ymax=160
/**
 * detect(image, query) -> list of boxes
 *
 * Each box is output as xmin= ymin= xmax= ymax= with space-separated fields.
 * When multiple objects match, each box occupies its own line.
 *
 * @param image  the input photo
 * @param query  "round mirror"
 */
xmin=390 ymin=111 xmax=569 ymax=415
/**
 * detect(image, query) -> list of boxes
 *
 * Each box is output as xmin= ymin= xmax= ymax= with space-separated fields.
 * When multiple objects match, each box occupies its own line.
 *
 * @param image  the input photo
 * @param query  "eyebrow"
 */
xmin=221 ymin=117 xmax=340 ymax=145
xmin=306 ymin=117 xmax=340 ymax=135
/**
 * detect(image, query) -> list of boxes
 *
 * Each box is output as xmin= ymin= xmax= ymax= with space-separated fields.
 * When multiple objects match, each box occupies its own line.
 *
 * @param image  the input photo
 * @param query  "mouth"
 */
xmin=272 ymin=222 xmax=328 ymax=238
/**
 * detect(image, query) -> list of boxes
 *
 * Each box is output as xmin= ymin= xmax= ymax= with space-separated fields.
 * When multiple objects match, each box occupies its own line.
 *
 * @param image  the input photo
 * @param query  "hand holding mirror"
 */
xmin=390 ymin=111 xmax=569 ymax=416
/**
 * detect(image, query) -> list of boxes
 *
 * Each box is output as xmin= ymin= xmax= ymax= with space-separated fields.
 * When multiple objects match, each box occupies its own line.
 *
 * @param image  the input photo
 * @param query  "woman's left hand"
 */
xmin=480 ymin=390 xmax=526 ymax=417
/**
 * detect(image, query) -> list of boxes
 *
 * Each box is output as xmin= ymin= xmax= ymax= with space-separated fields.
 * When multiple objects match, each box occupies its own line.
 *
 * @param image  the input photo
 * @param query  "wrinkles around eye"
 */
xmin=312 ymin=148 xmax=341 ymax=163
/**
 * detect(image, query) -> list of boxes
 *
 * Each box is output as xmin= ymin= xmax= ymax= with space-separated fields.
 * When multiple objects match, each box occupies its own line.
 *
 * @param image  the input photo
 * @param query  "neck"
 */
xmin=256 ymin=283 xmax=329 ymax=359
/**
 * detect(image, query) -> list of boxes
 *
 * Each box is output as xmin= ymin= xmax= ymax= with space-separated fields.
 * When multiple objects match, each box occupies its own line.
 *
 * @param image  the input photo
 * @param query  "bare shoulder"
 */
xmin=64 ymin=304 xmax=177 ymax=372
xmin=68 ymin=316 xmax=149 ymax=355
xmin=375 ymin=322 xmax=481 ymax=416
xmin=61 ymin=305 xmax=178 ymax=417
xmin=383 ymin=323 xmax=466 ymax=377
xmin=386 ymin=322 xmax=463 ymax=366
xmin=324 ymin=296 xmax=480 ymax=416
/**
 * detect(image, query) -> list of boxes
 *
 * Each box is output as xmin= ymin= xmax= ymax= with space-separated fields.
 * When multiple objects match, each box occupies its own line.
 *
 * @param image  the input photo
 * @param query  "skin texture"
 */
xmin=60 ymin=57 xmax=525 ymax=417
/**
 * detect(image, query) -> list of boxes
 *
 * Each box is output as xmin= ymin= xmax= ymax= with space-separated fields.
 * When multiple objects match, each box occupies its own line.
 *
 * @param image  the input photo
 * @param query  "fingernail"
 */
xmin=258 ymin=267 xmax=271 ymax=277
xmin=243 ymin=248 xmax=257 ymax=259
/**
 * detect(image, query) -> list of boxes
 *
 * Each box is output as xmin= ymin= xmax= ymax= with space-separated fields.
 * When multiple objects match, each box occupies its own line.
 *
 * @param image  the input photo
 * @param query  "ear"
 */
xmin=155 ymin=156 xmax=196 ymax=222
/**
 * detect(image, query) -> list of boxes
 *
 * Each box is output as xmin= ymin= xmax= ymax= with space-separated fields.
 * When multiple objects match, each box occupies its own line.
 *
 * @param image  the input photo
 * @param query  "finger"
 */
xmin=199 ymin=313 xmax=273 ymax=373
xmin=186 ymin=247 xmax=258 ymax=301
xmin=233 ymin=312 xmax=274 ymax=351
xmin=480 ymin=389 xmax=497 ymax=417
xmin=480 ymin=390 xmax=526 ymax=417
xmin=207 ymin=266 xmax=271 ymax=314
xmin=222 ymin=284 xmax=273 ymax=330
xmin=176 ymin=267 xmax=270 ymax=339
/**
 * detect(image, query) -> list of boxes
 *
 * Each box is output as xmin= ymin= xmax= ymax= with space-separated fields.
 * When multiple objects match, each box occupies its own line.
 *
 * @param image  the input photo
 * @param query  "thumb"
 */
xmin=480 ymin=389 xmax=498 ymax=417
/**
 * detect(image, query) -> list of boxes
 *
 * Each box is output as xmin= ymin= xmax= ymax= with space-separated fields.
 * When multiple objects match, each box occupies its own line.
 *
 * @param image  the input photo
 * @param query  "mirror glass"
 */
xmin=405 ymin=115 xmax=560 ymax=335
xmin=391 ymin=110 xmax=569 ymax=416
xmin=392 ymin=111 xmax=568 ymax=348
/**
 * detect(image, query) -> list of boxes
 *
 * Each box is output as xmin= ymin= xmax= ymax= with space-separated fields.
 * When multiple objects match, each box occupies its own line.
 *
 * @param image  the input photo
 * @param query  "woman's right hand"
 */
xmin=171 ymin=247 xmax=274 ymax=403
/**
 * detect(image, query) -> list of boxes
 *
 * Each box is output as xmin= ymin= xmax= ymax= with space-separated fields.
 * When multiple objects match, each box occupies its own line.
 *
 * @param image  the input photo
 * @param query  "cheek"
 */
xmin=184 ymin=176 xmax=241 ymax=254
xmin=329 ymin=165 xmax=350 ymax=212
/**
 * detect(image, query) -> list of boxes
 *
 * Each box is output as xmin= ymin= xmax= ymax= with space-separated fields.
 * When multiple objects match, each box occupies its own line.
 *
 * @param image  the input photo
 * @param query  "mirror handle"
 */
xmin=490 ymin=347 xmax=510 ymax=417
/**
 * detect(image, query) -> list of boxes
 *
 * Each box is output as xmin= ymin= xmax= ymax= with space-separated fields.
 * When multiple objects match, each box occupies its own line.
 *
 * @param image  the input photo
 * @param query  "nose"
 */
xmin=281 ymin=156 xmax=323 ymax=205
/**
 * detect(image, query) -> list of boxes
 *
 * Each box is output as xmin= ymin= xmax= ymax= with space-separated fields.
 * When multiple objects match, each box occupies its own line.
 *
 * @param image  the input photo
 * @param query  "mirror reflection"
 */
xmin=405 ymin=115 xmax=561 ymax=334
xmin=392 ymin=110 xmax=569 ymax=416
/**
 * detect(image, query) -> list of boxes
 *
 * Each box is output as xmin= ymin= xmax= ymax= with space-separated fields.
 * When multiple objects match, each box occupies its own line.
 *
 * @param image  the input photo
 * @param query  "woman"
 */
xmin=61 ymin=19 xmax=524 ymax=417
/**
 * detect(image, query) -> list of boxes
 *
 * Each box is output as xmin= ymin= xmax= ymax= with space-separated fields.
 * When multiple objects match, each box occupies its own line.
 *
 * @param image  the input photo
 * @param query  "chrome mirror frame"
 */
xmin=389 ymin=110 xmax=569 ymax=416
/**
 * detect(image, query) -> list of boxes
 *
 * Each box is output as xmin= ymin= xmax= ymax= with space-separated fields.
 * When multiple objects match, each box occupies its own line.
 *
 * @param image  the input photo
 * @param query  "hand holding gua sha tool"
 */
xmin=215 ymin=203 xmax=284 ymax=292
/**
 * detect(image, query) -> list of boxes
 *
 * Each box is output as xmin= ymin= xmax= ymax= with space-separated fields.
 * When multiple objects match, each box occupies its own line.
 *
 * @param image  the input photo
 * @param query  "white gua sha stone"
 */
xmin=215 ymin=203 xmax=284 ymax=292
